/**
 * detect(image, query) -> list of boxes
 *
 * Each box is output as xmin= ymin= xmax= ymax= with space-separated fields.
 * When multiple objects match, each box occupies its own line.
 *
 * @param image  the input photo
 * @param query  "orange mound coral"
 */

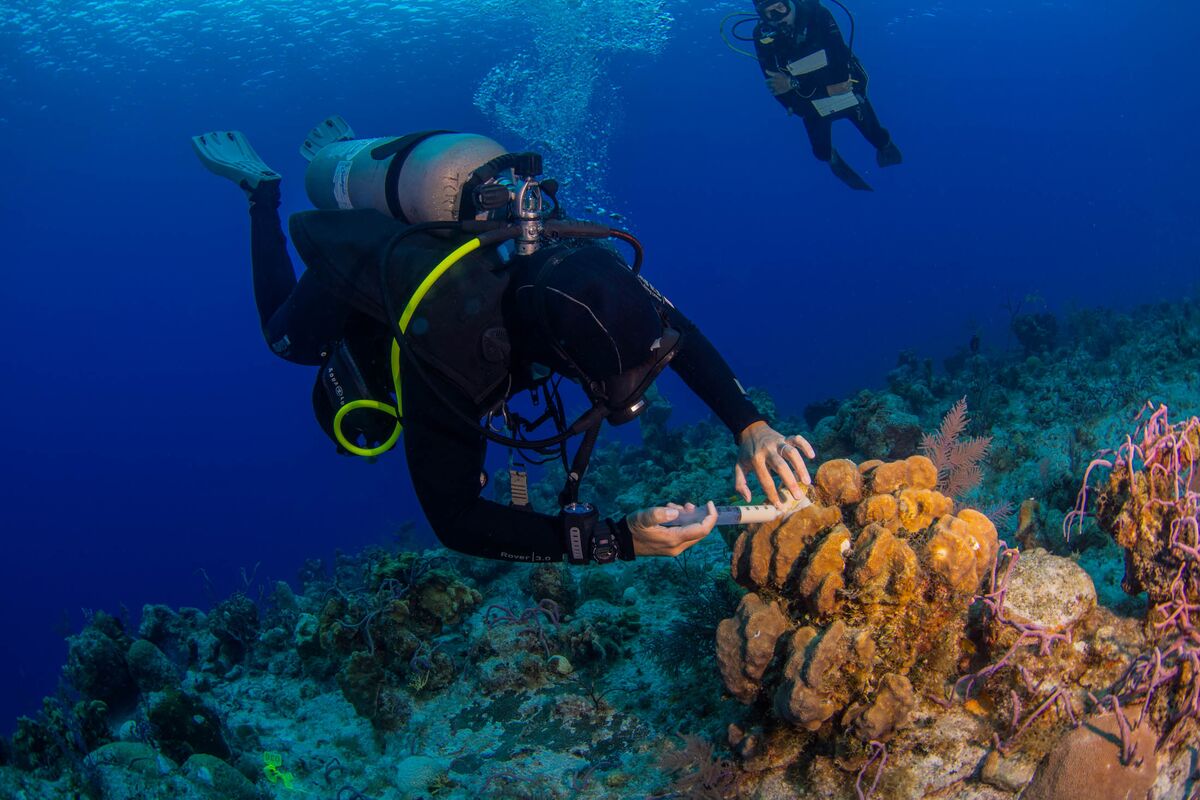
xmin=719 ymin=454 xmax=999 ymax=753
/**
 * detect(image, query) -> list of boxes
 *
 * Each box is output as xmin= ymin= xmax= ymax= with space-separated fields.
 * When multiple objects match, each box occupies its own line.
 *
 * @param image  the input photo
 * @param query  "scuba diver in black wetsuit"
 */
xmin=192 ymin=118 xmax=816 ymax=565
xmin=751 ymin=0 xmax=902 ymax=190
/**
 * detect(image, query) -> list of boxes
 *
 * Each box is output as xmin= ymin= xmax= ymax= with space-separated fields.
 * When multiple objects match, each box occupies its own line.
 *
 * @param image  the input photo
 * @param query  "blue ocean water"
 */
xmin=1 ymin=0 xmax=1196 ymax=736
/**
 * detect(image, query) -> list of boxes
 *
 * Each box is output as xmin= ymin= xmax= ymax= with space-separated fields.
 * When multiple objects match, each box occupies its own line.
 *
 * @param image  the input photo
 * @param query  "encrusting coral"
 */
xmin=720 ymin=455 xmax=998 ymax=755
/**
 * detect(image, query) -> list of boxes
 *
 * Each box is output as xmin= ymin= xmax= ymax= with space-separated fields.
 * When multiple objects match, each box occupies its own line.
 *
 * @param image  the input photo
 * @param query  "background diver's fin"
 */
xmin=191 ymin=130 xmax=279 ymax=188
xmin=877 ymin=141 xmax=903 ymax=168
xmin=300 ymin=115 xmax=356 ymax=162
xmin=829 ymin=150 xmax=874 ymax=191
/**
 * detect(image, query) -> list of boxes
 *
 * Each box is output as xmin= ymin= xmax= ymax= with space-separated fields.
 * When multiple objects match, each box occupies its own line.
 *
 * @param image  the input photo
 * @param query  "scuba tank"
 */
xmin=300 ymin=119 xmax=508 ymax=224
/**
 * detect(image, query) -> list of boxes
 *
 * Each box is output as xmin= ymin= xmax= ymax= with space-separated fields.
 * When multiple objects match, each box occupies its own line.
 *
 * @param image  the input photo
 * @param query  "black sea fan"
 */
xmin=655 ymin=561 xmax=740 ymax=672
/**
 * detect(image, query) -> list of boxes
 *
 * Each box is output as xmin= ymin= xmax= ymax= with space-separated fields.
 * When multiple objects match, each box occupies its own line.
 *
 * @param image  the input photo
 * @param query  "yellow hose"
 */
xmin=399 ymin=238 xmax=483 ymax=333
xmin=334 ymin=236 xmax=484 ymax=458
xmin=720 ymin=12 xmax=762 ymax=60
xmin=333 ymin=400 xmax=401 ymax=457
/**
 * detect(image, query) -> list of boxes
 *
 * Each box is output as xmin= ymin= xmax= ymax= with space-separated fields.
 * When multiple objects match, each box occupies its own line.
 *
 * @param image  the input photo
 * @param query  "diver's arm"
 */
xmin=662 ymin=304 xmax=815 ymax=504
xmin=661 ymin=304 xmax=766 ymax=438
xmin=816 ymin=5 xmax=852 ymax=82
xmin=402 ymin=364 xmax=635 ymax=563
xmin=754 ymin=35 xmax=797 ymax=107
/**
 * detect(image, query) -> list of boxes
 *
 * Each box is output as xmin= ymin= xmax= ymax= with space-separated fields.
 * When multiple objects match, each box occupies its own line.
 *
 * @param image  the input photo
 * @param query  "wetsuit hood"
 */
xmin=509 ymin=243 xmax=680 ymax=424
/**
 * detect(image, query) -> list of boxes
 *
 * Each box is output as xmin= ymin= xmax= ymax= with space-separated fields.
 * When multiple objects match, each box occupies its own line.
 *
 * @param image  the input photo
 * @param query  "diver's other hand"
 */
xmin=826 ymin=79 xmax=853 ymax=95
xmin=765 ymin=70 xmax=793 ymax=95
xmin=627 ymin=502 xmax=717 ymax=557
xmin=734 ymin=421 xmax=816 ymax=506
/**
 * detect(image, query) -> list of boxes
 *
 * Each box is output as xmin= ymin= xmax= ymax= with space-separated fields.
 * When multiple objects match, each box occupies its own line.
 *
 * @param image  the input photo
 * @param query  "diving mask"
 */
xmin=758 ymin=0 xmax=792 ymax=23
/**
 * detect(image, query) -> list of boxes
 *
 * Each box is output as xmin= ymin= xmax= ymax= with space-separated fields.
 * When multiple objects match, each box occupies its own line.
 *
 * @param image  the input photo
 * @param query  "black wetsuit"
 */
xmin=753 ymin=3 xmax=891 ymax=161
xmin=248 ymin=185 xmax=765 ymax=563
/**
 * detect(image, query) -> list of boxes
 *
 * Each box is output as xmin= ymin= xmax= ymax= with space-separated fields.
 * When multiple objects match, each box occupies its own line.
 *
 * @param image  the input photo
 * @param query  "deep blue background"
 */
xmin=1 ymin=0 xmax=1196 ymax=731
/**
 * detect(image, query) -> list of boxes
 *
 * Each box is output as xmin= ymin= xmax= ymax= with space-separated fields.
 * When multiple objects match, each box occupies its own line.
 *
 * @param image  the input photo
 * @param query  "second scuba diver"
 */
xmin=752 ymin=0 xmax=902 ymax=190
xmin=192 ymin=120 xmax=816 ymax=565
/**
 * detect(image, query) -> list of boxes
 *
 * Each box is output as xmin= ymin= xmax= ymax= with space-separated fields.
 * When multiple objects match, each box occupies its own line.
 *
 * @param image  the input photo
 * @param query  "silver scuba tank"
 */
xmin=301 ymin=116 xmax=508 ymax=223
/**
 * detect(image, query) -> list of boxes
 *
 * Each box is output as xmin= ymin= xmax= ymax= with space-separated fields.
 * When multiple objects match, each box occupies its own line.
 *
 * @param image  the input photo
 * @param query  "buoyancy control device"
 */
xmin=291 ymin=116 xmax=665 ymax=469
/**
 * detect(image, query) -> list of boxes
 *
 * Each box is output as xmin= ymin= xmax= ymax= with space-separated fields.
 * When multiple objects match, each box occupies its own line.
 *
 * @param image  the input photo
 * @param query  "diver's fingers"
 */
xmin=734 ymin=464 xmax=751 ymax=503
xmin=672 ymin=502 xmax=719 ymax=550
xmin=754 ymin=459 xmax=782 ymax=506
xmin=651 ymin=506 xmax=681 ymax=526
xmin=782 ymin=443 xmax=812 ymax=486
xmin=768 ymin=450 xmax=801 ymax=497
xmin=789 ymin=434 xmax=816 ymax=460
xmin=685 ymin=502 xmax=718 ymax=537
xmin=631 ymin=507 xmax=677 ymax=529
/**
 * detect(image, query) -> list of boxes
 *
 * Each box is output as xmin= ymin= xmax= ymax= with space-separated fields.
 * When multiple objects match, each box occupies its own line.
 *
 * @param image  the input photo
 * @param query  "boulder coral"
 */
xmin=715 ymin=595 xmax=789 ymax=705
xmin=722 ymin=455 xmax=998 ymax=748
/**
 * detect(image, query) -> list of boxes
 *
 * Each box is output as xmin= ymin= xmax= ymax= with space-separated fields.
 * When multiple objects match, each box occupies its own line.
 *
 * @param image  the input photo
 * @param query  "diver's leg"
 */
xmin=260 ymin=272 xmax=348 ymax=366
xmin=802 ymin=115 xmax=835 ymax=162
xmin=804 ymin=113 xmax=872 ymax=190
xmin=248 ymin=181 xmax=345 ymax=365
xmin=193 ymin=129 xmax=345 ymax=364
xmin=852 ymin=99 xmax=903 ymax=167
xmin=248 ymin=180 xmax=296 ymax=328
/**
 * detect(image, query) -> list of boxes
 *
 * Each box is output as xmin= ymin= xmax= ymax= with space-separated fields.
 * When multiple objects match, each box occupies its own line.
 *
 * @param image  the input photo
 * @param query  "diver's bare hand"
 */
xmin=826 ymin=79 xmax=853 ymax=95
xmin=627 ymin=502 xmax=718 ymax=557
xmin=734 ymin=421 xmax=815 ymax=506
xmin=766 ymin=70 xmax=793 ymax=95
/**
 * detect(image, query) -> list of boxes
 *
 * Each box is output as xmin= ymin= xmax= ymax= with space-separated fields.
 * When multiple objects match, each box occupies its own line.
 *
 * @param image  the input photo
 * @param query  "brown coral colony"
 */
xmin=720 ymin=455 xmax=998 ymax=746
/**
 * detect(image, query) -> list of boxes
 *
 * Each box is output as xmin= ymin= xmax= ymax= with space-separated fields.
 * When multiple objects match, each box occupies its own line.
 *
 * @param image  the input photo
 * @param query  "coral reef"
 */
xmin=712 ymin=401 xmax=1199 ymax=797
xmin=3 ymin=299 xmax=1198 ymax=799
xmin=1011 ymin=312 xmax=1059 ymax=356
xmin=720 ymin=456 xmax=996 ymax=760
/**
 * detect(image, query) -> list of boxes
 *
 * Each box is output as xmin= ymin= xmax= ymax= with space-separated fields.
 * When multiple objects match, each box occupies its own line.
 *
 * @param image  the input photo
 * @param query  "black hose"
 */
xmin=541 ymin=219 xmax=644 ymax=275
xmin=559 ymin=422 xmax=603 ymax=507
xmin=827 ymin=0 xmax=856 ymax=55
xmin=731 ymin=14 xmax=760 ymax=42
xmin=609 ymin=229 xmax=644 ymax=274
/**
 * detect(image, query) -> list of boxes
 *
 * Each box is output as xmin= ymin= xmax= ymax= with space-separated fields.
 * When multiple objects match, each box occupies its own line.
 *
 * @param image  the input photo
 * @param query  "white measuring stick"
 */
xmin=660 ymin=490 xmax=811 ymax=527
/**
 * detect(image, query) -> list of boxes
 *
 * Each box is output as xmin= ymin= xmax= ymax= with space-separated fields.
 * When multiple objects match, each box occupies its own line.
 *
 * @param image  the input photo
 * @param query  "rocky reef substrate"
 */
xmin=4 ymin=299 xmax=1198 ymax=799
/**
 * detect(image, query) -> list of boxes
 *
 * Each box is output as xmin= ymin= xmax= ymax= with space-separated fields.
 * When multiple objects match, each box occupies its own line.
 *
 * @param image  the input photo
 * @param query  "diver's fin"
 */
xmin=191 ymin=130 xmax=279 ymax=189
xmin=300 ymin=115 xmax=356 ymax=162
xmin=876 ymin=141 xmax=903 ymax=168
xmin=829 ymin=150 xmax=873 ymax=191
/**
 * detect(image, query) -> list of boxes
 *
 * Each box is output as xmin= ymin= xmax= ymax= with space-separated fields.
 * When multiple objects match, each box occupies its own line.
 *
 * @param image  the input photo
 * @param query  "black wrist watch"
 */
xmin=591 ymin=520 xmax=620 ymax=564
